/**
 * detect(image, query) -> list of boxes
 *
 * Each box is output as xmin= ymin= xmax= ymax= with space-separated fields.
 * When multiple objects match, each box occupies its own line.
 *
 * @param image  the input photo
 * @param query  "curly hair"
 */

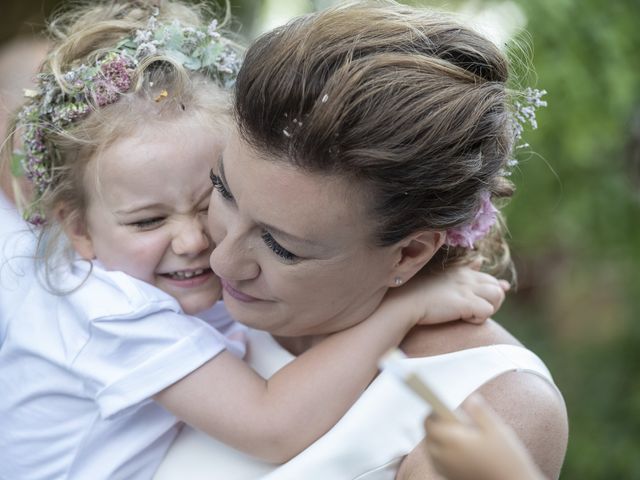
xmin=3 ymin=0 xmax=236 ymax=290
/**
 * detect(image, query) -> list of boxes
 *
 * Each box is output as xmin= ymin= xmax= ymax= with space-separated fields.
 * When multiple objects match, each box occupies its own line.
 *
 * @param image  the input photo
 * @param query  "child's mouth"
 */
xmin=161 ymin=268 xmax=211 ymax=281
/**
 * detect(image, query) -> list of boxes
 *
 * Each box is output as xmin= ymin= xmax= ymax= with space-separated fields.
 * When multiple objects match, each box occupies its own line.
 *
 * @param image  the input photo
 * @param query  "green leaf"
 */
xmin=11 ymin=152 xmax=25 ymax=177
xmin=165 ymin=50 xmax=200 ymax=69
xmin=184 ymin=56 xmax=202 ymax=70
xmin=201 ymin=44 xmax=223 ymax=68
xmin=116 ymin=39 xmax=138 ymax=50
xmin=163 ymin=24 xmax=186 ymax=50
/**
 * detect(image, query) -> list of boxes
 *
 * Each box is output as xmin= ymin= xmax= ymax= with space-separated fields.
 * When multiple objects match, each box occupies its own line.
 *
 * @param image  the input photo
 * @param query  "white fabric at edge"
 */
xmin=155 ymin=329 xmax=557 ymax=480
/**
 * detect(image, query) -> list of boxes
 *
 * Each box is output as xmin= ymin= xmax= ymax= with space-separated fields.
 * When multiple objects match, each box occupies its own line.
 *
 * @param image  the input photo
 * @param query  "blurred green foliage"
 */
xmin=494 ymin=0 xmax=640 ymax=477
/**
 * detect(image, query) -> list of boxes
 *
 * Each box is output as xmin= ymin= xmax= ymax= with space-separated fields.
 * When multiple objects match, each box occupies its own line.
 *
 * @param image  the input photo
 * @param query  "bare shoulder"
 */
xmin=397 ymin=320 xmax=569 ymax=479
xmin=477 ymin=370 xmax=568 ymax=479
xmin=400 ymin=319 xmax=521 ymax=358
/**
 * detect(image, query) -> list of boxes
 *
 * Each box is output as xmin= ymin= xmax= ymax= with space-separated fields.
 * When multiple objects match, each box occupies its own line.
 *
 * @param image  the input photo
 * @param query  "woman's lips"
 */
xmin=221 ymin=279 xmax=260 ymax=302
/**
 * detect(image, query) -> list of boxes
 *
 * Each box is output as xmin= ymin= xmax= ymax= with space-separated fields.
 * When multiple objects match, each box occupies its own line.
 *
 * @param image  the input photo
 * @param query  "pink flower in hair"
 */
xmin=445 ymin=191 xmax=498 ymax=249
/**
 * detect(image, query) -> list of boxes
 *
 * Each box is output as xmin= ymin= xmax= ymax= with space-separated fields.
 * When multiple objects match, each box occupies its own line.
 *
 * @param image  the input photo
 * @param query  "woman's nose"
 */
xmin=208 ymin=215 xmax=260 ymax=281
xmin=171 ymin=217 xmax=210 ymax=257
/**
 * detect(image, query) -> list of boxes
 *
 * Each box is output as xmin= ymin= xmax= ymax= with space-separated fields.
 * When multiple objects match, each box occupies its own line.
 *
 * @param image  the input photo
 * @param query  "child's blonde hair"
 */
xmin=2 ymin=1 xmax=240 ymax=290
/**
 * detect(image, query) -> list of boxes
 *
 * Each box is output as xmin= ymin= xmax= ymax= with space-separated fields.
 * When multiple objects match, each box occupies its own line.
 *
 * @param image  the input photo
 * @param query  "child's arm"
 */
xmin=424 ymin=394 xmax=547 ymax=480
xmin=155 ymin=266 xmax=508 ymax=463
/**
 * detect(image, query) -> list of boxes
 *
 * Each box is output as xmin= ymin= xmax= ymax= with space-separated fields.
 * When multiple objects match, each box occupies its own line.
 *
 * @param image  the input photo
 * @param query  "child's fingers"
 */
xmin=463 ymin=297 xmax=496 ymax=324
xmin=424 ymin=439 xmax=448 ymax=473
xmin=462 ymin=394 xmax=504 ymax=432
xmin=424 ymin=412 xmax=439 ymax=430
xmin=467 ymin=270 xmax=509 ymax=292
xmin=424 ymin=413 xmax=466 ymax=445
xmin=424 ymin=413 xmax=452 ymax=443
xmin=468 ymin=257 xmax=484 ymax=271
xmin=425 ymin=420 xmax=459 ymax=449
xmin=472 ymin=283 xmax=506 ymax=312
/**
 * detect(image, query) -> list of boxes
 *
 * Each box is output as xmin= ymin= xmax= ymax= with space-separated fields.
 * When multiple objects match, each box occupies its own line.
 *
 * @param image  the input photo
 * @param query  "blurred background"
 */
xmin=2 ymin=0 xmax=638 ymax=477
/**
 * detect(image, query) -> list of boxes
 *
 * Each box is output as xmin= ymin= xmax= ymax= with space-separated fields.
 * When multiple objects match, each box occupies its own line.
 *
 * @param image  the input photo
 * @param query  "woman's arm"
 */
xmin=396 ymin=321 xmax=568 ymax=480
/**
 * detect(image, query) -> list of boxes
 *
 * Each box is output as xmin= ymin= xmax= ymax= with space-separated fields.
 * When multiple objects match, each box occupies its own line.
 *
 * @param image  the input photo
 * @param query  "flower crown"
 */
xmin=12 ymin=13 xmax=241 ymax=225
xmin=444 ymin=88 xmax=547 ymax=249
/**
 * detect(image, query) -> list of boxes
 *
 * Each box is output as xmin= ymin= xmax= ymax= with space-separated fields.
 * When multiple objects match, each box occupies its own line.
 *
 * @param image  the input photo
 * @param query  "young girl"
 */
xmin=0 ymin=2 xmax=508 ymax=479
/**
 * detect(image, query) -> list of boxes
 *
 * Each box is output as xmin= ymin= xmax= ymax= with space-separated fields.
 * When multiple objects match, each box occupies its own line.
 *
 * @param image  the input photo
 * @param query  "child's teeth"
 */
xmin=170 ymin=269 xmax=205 ymax=279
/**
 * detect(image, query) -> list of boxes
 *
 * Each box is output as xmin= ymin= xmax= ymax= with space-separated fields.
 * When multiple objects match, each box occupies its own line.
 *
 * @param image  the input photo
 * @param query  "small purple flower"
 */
xmin=136 ymin=42 xmax=158 ymax=59
xmin=101 ymin=56 xmax=132 ymax=91
xmin=445 ymin=191 xmax=498 ymax=249
xmin=147 ymin=15 xmax=159 ymax=31
xmin=26 ymin=211 xmax=45 ymax=226
xmin=92 ymin=79 xmax=119 ymax=107
xmin=134 ymin=29 xmax=153 ymax=44
xmin=55 ymin=102 xmax=90 ymax=122
xmin=513 ymin=88 xmax=547 ymax=141
xmin=208 ymin=20 xmax=220 ymax=38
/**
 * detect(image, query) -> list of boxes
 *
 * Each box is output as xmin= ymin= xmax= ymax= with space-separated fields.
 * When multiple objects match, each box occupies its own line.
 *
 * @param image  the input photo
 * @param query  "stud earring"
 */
xmin=394 ymin=277 xmax=403 ymax=286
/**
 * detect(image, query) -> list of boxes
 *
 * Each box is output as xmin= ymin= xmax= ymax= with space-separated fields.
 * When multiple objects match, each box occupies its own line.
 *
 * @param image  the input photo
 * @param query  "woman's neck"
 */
xmin=273 ymin=334 xmax=328 ymax=356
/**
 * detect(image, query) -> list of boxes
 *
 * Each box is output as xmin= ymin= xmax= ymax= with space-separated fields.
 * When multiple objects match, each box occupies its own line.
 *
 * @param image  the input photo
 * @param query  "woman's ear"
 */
xmin=388 ymin=231 xmax=445 ymax=286
xmin=57 ymin=205 xmax=95 ymax=260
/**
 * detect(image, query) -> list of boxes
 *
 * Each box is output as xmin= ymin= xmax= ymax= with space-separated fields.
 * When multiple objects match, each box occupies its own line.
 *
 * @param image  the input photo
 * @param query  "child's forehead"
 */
xmin=114 ymin=120 xmax=219 ymax=158
xmin=100 ymin=113 xmax=225 ymax=153
xmin=86 ymin=120 xmax=224 ymax=200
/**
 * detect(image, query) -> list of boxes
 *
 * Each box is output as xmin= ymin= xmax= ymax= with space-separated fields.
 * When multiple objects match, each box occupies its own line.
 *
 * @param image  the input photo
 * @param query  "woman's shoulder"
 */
xmin=400 ymin=319 xmax=521 ymax=358
xmin=399 ymin=320 xmax=568 ymax=479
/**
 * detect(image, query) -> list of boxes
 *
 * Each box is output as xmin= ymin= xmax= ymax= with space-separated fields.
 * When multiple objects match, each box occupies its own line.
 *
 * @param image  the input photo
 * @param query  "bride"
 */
xmin=156 ymin=2 xmax=567 ymax=479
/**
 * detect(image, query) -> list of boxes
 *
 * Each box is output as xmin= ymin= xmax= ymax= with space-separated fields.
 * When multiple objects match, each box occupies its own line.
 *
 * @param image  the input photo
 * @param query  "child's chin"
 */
xmin=180 ymin=295 xmax=219 ymax=315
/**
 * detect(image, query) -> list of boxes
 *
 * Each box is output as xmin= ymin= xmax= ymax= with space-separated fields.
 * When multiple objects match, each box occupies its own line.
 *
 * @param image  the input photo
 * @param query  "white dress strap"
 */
xmin=154 ymin=332 xmax=557 ymax=480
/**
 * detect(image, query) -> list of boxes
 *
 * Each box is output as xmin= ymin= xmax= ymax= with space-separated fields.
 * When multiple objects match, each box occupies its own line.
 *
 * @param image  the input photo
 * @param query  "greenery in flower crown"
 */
xmin=13 ymin=13 xmax=241 ymax=225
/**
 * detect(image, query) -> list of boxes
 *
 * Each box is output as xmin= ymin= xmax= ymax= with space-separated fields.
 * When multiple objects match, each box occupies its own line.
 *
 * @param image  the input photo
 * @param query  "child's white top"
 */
xmin=155 ymin=330 xmax=559 ymax=480
xmin=0 ymin=193 xmax=246 ymax=480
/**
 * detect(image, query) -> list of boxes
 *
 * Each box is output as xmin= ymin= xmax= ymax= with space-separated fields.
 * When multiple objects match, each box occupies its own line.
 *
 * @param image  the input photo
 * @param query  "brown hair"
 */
xmin=3 ymin=0 xmax=235 ymax=289
xmin=234 ymin=1 xmax=517 ymax=278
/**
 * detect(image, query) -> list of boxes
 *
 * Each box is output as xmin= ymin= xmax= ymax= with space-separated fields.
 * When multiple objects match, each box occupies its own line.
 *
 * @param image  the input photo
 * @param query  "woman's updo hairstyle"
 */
xmin=234 ymin=1 xmax=519 ymax=278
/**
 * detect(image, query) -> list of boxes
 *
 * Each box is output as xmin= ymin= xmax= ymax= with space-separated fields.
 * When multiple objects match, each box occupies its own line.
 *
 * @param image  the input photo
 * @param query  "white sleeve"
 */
xmin=73 ymin=307 xmax=230 ymax=419
xmin=0 ymin=190 xmax=37 ymax=344
xmin=0 ymin=188 xmax=36 ymax=255
xmin=0 ymin=189 xmax=22 ymax=234
xmin=197 ymin=301 xmax=248 ymax=359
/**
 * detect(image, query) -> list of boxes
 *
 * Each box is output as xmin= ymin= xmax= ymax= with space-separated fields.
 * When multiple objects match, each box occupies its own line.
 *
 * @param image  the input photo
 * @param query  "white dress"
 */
xmin=155 ymin=329 xmax=558 ymax=480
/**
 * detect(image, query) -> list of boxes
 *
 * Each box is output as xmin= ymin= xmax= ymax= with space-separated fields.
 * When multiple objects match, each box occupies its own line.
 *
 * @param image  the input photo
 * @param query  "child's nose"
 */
xmin=171 ymin=217 xmax=210 ymax=256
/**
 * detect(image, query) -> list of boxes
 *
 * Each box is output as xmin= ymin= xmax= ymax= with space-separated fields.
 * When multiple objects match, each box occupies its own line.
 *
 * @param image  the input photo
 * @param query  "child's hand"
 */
xmin=424 ymin=394 xmax=546 ymax=480
xmin=388 ymin=261 xmax=510 ymax=327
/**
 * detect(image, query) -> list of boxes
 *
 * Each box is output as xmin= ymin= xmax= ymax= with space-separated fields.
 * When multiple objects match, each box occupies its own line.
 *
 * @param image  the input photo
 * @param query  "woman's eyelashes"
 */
xmin=261 ymin=231 xmax=298 ymax=262
xmin=209 ymin=168 xmax=297 ymax=262
xmin=210 ymin=169 xmax=233 ymax=200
